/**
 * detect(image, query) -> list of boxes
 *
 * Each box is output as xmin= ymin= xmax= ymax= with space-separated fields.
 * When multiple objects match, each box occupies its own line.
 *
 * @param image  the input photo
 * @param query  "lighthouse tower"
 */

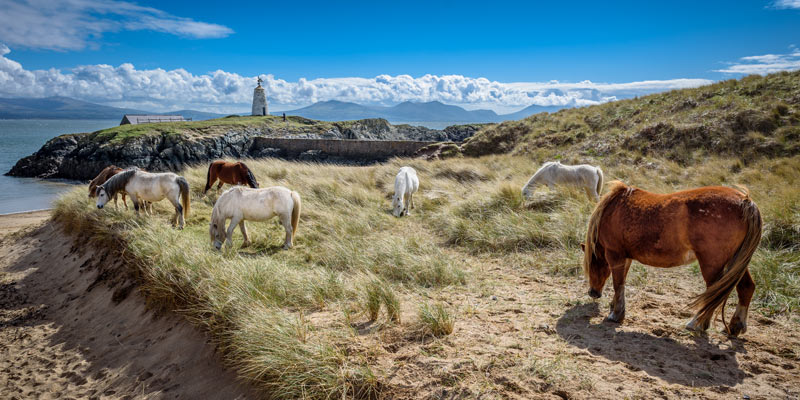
xmin=251 ymin=77 xmax=268 ymax=116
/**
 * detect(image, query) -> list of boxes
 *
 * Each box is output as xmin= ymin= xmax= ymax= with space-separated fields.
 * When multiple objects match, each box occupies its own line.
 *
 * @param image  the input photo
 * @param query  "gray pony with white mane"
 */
xmin=521 ymin=161 xmax=604 ymax=201
xmin=96 ymin=168 xmax=191 ymax=228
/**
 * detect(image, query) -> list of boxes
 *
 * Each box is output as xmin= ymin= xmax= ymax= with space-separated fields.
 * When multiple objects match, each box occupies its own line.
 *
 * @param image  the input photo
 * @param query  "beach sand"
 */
xmin=0 ymin=211 xmax=255 ymax=399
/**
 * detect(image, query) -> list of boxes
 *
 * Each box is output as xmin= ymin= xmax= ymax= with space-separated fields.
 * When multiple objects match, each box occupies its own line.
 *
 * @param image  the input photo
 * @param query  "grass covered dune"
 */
xmin=52 ymin=150 xmax=799 ymax=397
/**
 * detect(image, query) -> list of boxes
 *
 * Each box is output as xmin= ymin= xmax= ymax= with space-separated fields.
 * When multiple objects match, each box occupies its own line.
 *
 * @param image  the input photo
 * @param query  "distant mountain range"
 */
xmin=0 ymin=96 xmax=568 ymax=124
xmin=0 ymin=96 xmax=226 ymax=121
xmin=284 ymin=100 xmax=567 ymax=123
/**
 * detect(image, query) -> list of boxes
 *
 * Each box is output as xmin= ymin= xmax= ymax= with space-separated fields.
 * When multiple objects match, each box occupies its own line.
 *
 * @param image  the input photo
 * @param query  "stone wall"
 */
xmin=250 ymin=138 xmax=435 ymax=161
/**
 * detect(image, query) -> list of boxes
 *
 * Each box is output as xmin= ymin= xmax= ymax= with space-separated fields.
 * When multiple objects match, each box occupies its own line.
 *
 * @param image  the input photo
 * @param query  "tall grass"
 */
xmin=53 ymin=149 xmax=800 ymax=397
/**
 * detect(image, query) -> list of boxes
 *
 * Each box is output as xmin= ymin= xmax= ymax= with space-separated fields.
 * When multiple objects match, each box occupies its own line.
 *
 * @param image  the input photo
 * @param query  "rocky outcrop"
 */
xmin=8 ymin=128 xmax=259 ymax=181
xmin=7 ymin=118 xmax=488 ymax=181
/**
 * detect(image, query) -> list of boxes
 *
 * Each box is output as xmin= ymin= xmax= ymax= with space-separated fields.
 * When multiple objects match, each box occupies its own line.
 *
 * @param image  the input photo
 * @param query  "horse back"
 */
xmin=601 ymin=186 xmax=751 ymax=267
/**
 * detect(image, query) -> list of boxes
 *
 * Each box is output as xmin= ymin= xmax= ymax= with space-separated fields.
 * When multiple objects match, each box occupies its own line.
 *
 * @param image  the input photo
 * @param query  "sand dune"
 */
xmin=0 ymin=212 xmax=255 ymax=399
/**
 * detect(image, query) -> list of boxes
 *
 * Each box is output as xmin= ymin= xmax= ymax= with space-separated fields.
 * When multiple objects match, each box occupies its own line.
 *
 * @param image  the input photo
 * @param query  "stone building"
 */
xmin=251 ymin=77 xmax=268 ymax=116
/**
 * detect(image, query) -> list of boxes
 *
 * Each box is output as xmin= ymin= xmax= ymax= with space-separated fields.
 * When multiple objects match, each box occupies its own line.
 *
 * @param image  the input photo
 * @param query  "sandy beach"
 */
xmin=0 ymin=211 xmax=255 ymax=399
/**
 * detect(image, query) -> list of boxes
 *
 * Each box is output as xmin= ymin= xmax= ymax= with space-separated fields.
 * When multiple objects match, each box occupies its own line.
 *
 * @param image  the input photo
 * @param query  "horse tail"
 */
xmin=689 ymin=194 xmax=762 ymax=330
xmin=241 ymin=163 xmax=259 ymax=188
xmin=204 ymin=162 xmax=215 ymax=194
xmin=583 ymin=181 xmax=628 ymax=278
xmin=595 ymin=168 xmax=604 ymax=198
xmin=290 ymin=190 xmax=301 ymax=241
xmin=178 ymin=176 xmax=191 ymax=218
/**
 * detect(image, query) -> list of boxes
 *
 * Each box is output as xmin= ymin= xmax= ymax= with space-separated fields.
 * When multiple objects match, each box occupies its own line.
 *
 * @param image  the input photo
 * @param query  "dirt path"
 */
xmin=0 ymin=214 xmax=256 ymax=399
xmin=354 ymin=251 xmax=800 ymax=399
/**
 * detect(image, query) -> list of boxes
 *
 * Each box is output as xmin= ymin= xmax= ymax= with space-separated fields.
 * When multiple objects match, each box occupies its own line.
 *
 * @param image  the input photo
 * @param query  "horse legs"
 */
xmin=122 ymin=192 xmax=128 ymax=210
xmin=729 ymin=269 xmax=755 ymax=336
xmin=112 ymin=193 xmax=119 ymax=210
xmin=606 ymin=255 xmax=631 ymax=323
xmin=409 ymin=192 xmax=415 ymax=210
xmin=686 ymin=256 xmax=723 ymax=332
xmin=226 ymin=215 xmax=242 ymax=248
xmin=404 ymin=193 xmax=411 ymax=215
xmin=130 ymin=194 xmax=140 ymax=216
xmin=239 ymin=220 xmax=250 ymax=247
xmin=280 ymin=214 xmax=294 ymax=249
xmin=168 ymin=195 xmax=185 ymax=229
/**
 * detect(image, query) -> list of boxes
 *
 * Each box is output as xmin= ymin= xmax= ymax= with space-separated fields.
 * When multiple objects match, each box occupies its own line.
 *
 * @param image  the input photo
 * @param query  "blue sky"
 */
xmin=0 ymin=0 xmax=799 ymax=113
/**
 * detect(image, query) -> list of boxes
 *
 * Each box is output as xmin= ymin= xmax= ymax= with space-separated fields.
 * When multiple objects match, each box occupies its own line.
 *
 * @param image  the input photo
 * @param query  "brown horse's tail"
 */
xmin=290 ymin=190 xmax=301 ymax=241
xmin=203 ymin=162 xmax=215 ymax=194
xmin=241 ymin=162 xmax=259 ymax=188
xmin=583 ymin=181 xmax=628 ymax=278
xmin=689 ymin=194 xmax=762 ymax=330
xmin=177 ymin=176 xmax=191 ymax=218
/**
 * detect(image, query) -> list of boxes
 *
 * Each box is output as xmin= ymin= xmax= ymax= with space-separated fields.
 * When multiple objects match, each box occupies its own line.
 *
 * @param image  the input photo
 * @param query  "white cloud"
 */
xmin=0 ymin=0 xmax=233 ymax=51
xmin=0 ymin=45 xmax=712 ymax=114
xmin=716 ymin=49 xmax=800 ymax=75
xmin=771 ymin=0 xmax=800 ymax=9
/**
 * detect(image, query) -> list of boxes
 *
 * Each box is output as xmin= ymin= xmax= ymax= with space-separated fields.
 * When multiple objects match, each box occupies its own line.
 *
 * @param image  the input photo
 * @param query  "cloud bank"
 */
xmin=771 ymin=0 xmax=800 ymax=9
xmin=0 ymin=0 xmax=233 ymax=51
xmin=0 ymin=45 xmax=712 ymax=114
xmin=715 ymin=48 xmax=800 ymax=75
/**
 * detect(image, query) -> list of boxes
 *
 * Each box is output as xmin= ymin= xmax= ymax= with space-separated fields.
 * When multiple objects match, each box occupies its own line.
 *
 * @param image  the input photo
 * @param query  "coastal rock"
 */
xmin=6 ymin=117 xmax=487 ymax=181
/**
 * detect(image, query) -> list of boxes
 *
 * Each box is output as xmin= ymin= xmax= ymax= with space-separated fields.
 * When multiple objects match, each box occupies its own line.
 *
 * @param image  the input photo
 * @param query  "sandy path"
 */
xmin=0 ymin=214 xmax=256 ymax=399
xmin=340 ymin=247 xmax=800 ymax=399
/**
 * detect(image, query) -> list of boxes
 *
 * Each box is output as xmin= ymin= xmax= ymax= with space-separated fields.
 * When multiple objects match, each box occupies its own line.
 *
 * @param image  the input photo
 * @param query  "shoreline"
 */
xmin=0 ymin=208 xmax=53 ymax=216
xmin=0 ymin=209 xmax=51 ymax=237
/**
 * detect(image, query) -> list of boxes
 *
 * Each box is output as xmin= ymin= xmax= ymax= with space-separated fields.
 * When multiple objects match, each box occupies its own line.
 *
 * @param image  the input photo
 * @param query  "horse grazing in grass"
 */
xmin=209 ymin=186 xmax=301 ymax=250
xmin=203 ymin=160 xmax=259 ymax=195
xmin=581 ymin=181 xmax=762 ymax=336
xmin=522 ymin=161 xmax=604 ymax=201
xmin=88 ymin=165 xmax=128 ymax=209
xmin=96 ymin=169 xmax=191 ymax=229
xmin=392 ymin=166 xmax=419 ymax=217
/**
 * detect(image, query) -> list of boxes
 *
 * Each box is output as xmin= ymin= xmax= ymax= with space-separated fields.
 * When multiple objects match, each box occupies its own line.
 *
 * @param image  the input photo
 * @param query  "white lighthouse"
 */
xmin=251 ymin=77 xmax=268 ymax=116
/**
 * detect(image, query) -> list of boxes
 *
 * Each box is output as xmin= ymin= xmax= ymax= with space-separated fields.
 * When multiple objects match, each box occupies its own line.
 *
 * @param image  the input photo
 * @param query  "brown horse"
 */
xmin=582 ymin=181 xmax=762 ymax=336
xmin=203 ymin=160 xmax=259 ymax=194
xmin=88 ymin=165 xmax=128 ymax=209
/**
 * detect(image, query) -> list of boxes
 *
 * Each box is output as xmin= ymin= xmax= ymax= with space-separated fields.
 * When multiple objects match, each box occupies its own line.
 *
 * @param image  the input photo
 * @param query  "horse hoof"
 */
xmin=605 ymin=312 xmax=624 ymax=323
xmin=728 ymin=321 xmax=746 ymax=337
xmin=685 ymin=318 xmax=709 ymax=332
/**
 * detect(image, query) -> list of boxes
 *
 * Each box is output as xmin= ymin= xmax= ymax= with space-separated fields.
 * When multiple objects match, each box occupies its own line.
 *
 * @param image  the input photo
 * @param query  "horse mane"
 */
xmin=583 ymin=180 xmax=629 ymax=278
xmin=240 ymin=162 xmax=259 ymax=188
xmin=101 ymin=168 xmax=137 ymax=197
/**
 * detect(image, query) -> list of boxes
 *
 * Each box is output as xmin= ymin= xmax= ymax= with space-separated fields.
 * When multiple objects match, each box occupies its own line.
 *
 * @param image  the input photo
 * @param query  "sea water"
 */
xmin=0 ymin=119 xmax=118 ymax=214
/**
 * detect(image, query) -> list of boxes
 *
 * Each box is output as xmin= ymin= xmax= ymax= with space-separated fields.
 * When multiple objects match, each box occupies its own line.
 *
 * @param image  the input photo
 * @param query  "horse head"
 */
xmin=209 ymin=217 xmax=224 ymax=250
xmin=581 ymin=242 xmax=610 ymax=298
xmin=392 ymin=194 xmax=405 ymax=217
xmin=96 ymin=186 xmax=111 ymax=209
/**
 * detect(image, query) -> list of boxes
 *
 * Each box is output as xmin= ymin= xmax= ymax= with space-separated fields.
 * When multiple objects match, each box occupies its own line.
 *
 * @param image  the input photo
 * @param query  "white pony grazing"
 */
xmin=521 ymin=161 xmax=604 ymax=201
xmin=96 ymin=168 xmax=191 ymax=228
xmin=392 ymin=166 xmax=419 ymax=217
xmin=209 ymin=186 xmax=301 ymax=250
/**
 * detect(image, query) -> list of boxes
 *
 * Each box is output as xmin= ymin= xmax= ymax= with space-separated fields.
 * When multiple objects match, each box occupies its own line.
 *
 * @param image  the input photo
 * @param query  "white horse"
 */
xmin=521 ymin=161 xmax=604 ymax=201
xmin=209 ymin=186 xmax=301 ymax=250
xmin=392 ymin=166 xmax=419 ymax=217
xmin=96 ymin=169 xmax=191 ymax=228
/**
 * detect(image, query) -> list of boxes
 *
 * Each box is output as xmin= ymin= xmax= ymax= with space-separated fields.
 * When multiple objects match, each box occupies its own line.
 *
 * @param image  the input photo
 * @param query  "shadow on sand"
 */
xmin=555 ymin=302 xmax=749 ymax=388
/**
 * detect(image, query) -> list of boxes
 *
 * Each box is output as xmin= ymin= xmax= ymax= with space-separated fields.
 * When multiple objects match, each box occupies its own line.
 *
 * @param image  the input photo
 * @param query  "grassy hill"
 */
xmin=50 ymin=72 xmax=800 ymax=399
xmin=462 ymin=71 xmax=800 ymax=163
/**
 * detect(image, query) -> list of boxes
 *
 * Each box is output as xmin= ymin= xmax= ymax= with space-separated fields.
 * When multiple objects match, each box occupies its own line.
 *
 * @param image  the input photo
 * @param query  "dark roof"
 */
xmin=120 ymin=114 xmax=186 ymax=125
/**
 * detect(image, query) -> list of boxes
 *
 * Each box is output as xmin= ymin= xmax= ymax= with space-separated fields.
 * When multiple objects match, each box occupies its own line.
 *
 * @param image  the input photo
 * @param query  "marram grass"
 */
xmin=53 ymin=151 xmax=800 ymax=398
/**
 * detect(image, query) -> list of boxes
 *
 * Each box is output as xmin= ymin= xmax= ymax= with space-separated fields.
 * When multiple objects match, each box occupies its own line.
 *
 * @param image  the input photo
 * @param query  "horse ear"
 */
xmin=580 ymin=242 xmax=586 ymax=252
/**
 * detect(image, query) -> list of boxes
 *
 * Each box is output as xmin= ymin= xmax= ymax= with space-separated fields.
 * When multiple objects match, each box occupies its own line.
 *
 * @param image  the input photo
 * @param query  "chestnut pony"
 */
xmin=203 ymin=160 xmax=259 ymax=194
xmin=582 ymin=181 xmax=762 ymax=336
xmin=88 ymin=165 xmax=128 ymax=209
